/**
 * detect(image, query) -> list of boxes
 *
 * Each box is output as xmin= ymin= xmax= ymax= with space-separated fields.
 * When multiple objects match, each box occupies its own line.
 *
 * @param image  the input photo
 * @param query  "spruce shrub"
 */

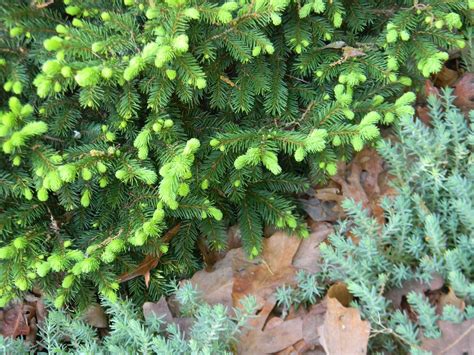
xmin=0 ymin=0 xmax=471 ymax=307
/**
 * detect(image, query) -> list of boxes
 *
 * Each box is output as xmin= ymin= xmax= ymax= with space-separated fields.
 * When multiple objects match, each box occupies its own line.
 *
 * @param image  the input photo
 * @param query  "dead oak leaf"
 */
xmin=188 ymin=248 xmax=248 ymax=314
xmin=238 ymin=297 xmax=304 ymax=355
xmin=318 ymin=298 xmax=371 ymax=355
xmin=232 ymin=232 xmax=302 ymax=308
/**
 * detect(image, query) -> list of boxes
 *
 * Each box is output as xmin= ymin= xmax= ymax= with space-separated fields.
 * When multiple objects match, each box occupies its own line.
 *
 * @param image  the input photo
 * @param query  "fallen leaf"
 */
xmin=437 ymin=287 xmax=465 ymax=314
xmin=82 ymin=304 xmax=108 ymax=328
xmin=119 ymin=224 xmax=180 ymax=286
xmin=306 ymin=148 xmax=393 ymax=226
xmin=232 ymin=232 xmax=302 ymax=308
xmin=143 ymin=297 xmax=193 ymax=335
xmin=0 ymin=301 xmax=35 ymax=338
xmin=453 ymin=72 xmax=474 ymax=113
xmin=424 ymin=79 xmax=441 ymax=98
xmin=188 ymin=248 xmax=245 ymax=313
xmin=330 ymin=148 xmax=389 ymax=223
xmin=421 ymin=318 xmax=473 ymax=355
xmin=326 ymin=282 xmax=353 ymax=307
xmin=385 ymin=273 xmax=444 ymax=309
xmin=302 ymin=301 xmax=327 ymax=346
xmin=301 ymin=188 xmax=343 ymax=222
xmin=143 ymin=297 xmax=174 ymax=324
xmin=292 ymin=222 xmax=333 ymax=273
xmin=197 ymin=225 xmax=242 ymax=270
xmin=238 ymin=297 xmax=304 ymax=354
xmin=416 ymin=105 xmax=432 ymax=126
xmin=434 ymin=66 xmax=459 ymax=87
xmin=318 ymin=298 xmax=371 ymax=355
xmin=255 ymin=317 xmax=304 ymax=354
xmin=277 ymin=340 xmax=325 ymax=355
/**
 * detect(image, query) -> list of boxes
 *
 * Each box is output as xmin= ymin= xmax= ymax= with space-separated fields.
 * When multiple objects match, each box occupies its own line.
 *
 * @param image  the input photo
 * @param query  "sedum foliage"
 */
xmin=2 ymin=283 xmax=257 ymax=354
xmin=320 ymin=90 xmax=474 ymax=353
xmin=0 ymin=0 xmax=471 ymax=307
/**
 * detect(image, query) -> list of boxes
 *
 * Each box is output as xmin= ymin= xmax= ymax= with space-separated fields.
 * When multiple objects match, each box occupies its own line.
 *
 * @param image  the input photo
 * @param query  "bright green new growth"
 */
xmin=2 ymin=283 xmax=258 ymax=354
xmin=320 ymin=90 xmax=474 ymax=353
xmin=0 ymin=0 xmax=470 ymax=307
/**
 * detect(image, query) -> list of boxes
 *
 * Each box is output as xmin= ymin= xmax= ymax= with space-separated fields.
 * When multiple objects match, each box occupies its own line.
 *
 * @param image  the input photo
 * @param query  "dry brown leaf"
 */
xmin=421 ymin=318 xmax=473 ymax=355
xmin=238 ymin=297 xmax=304 ymax=354
xmin=305 ymin=148 xmax=391 ymax=226
xmin=436 ymin=287 xmax=465 ymax=314
xmin=434 ymin=66 xmax=459 ymax=87
xmin=0 ymin=302 xmax=35 ymax=338
xmin=302 ymin=301 xmax=327 ymax=347
xmin=329 ymin=148 xmax=392 ymax=224
xmin=453 ymin=72 xmax=474 ymax=113
xmin=143 ymin=297 xmax=174 ymax=324
xmin=82 ymin=304 xmax=108 ymax=328
xmin=232 ymin=232 xmax=302 ymax=308
xmin=188 ymin=248 xmax=246 ymax=313
xmin=326 ymin=282 xmax=353 ymax=307
xmin=301 ymin=188 xmax=343 ymax=222
xmin=255 ymin=317 xmax=304 ymax=354
xmin=292 ymin=222 xmax=333 ymax=274
xmin=385 ymin=273 xmax=444 ymax=309
xmin=143 ymin=297 xmax=193 ymax=334
xmin=118 ymin=224 xmax=180 ymax=286
xmin=318 ymin=298 xmax=370 ymax=355
xmin=416 ymin=105 xmax=432 ymax=126
xmin=197 ymin=225 xmax=242 ymax=270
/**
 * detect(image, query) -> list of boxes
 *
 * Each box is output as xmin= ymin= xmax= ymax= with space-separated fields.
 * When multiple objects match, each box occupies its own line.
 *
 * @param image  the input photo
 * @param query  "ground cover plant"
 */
xmin=0 ymin=0 xmax=471 ymax=315
xmin=274 ymin=90 xmax=473 ymax=353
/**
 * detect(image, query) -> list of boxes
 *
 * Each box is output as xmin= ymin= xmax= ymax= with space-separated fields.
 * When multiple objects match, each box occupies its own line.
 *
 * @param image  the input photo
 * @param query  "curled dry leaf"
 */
xmin=0 ymin=294 xmax=46 ymax=343
xmin=301 ymin=188 xmax=343 ymax=222
xmin=118 ymin=224 xmax=181 ymax=287
xmin=326 ymin=282 xmax=353 ymax=307
xmin=318 ymin=298 xmax=371 ymax=355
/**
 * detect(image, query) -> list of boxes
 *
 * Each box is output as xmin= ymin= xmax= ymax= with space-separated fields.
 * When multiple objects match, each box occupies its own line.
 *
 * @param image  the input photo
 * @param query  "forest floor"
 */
xmin=1 ymin=68 xmax=473 ymax=354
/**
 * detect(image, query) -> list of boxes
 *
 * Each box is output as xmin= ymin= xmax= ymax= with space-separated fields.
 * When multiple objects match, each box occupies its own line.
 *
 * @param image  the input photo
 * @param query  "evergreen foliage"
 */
xmin=1 ymin=283 xmax=257 ymax=354
xmin=320 ymin=90 xmax=474 ymax=352
xmin=0 ymin=0 xmax=471 ymax=307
